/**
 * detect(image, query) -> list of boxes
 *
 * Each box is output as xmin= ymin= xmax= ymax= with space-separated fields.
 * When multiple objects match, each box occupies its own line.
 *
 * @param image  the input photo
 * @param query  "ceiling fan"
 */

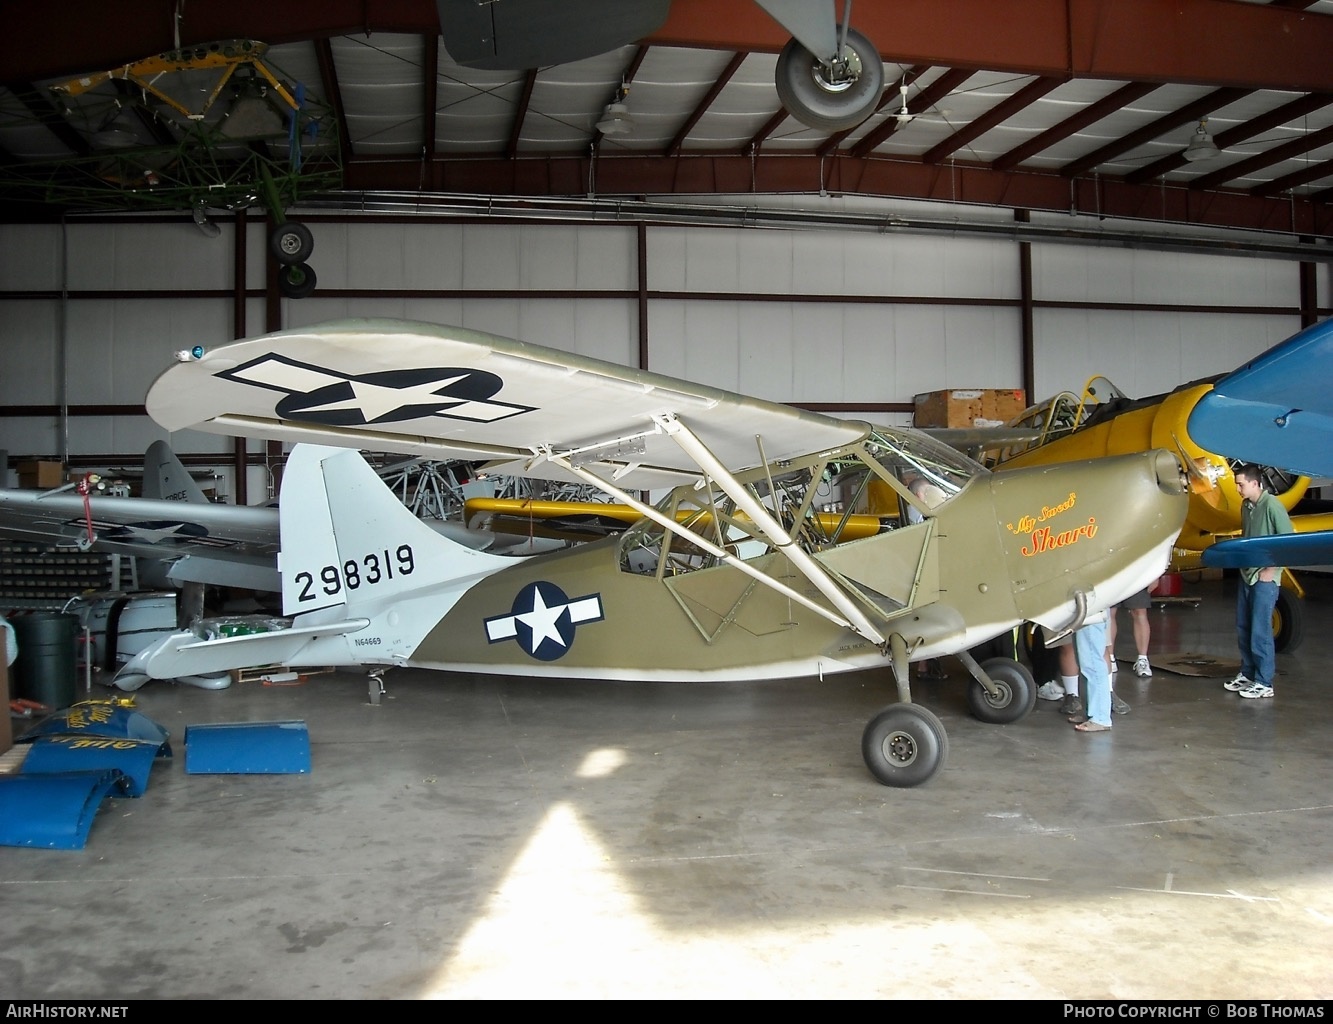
xmin=893 ymin=83 xmax=958 ymax=128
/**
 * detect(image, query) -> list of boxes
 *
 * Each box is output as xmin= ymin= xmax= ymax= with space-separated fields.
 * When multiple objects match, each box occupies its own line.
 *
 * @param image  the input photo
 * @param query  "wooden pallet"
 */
xmin=229 ymin=665 xmax=334 ymax=685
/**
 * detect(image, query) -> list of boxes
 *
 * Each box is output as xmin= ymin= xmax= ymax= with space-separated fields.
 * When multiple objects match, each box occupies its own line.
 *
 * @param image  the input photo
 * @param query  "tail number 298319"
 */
xmin=294 ymin=544 xmax=415 ymax=601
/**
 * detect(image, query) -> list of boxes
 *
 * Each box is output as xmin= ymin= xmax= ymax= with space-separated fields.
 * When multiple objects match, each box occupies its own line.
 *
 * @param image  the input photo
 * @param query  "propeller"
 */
xmin=1171 ymin=434 xmax=1226 ymax=510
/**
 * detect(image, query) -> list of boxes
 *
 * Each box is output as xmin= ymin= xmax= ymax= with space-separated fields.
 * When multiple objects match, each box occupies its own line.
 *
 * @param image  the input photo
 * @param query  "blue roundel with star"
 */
xmin=483 ymin=581 xmax=605 ymax=662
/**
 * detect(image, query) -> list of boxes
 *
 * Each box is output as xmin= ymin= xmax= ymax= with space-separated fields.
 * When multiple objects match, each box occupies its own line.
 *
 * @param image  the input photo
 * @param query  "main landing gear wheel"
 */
xmin=1274 ymin=589 xmax=1304 ymax=654
xmin=269 ymin=221 xmax=314 ymax=265
xmin=774 ymin=27 xmax=884 ymax=132
xmin=861 ymin=704 xmax=948 ymax=788
xmin=278 ymin=261 xmax=317 ymax=299
xmin=967 ymin=657 xmax=1037 ymax=725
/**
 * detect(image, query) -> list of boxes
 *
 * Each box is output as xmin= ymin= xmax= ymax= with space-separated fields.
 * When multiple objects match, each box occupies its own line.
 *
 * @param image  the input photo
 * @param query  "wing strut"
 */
xmin=653 ymin=413 xmax=888 ymax=645
xmin=550 ymin=455 xmax=867 ymax=636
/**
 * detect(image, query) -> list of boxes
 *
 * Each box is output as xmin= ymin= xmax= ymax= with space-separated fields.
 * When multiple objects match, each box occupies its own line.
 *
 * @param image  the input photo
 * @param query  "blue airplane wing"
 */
xmin=1186 ymin=317 xmax=1333 ymax=478
xmin=1202 ymin=531 xmax=1333 ymax=569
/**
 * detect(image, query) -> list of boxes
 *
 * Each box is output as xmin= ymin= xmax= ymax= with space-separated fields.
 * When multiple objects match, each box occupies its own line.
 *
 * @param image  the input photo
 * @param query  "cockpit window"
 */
xmin=617 ymin=427 xmax=987 ymax=579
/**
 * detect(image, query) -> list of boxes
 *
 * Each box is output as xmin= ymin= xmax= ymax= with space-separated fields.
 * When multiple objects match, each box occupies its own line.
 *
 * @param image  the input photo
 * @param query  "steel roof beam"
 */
xmin=7 ymin=1 xmax=1333 ymax=93
xmin=341 ymin=152 xmax=1333 ymax=236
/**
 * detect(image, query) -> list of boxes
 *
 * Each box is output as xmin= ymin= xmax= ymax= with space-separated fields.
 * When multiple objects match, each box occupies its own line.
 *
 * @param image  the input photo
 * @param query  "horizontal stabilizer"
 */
xmin=117 ymin=617 xmax=370 ymax=683
xmin=1188 ymin=318 xmax=1333 ymax=477
xmin=1202 ymin=532 xmax=1333 ymax=569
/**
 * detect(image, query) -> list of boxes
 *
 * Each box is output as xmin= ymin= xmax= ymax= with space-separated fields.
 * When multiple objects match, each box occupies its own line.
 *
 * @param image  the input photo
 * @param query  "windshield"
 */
xmin=862 ymin=427 xmax=987 ymax=496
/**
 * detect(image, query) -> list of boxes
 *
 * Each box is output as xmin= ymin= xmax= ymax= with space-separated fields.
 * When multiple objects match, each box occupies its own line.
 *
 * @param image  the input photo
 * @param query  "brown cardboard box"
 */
xmin=17 ymin=460 xmax=64 ymax=489
xmin=913 ymin=388 xmax=1027 ymax=428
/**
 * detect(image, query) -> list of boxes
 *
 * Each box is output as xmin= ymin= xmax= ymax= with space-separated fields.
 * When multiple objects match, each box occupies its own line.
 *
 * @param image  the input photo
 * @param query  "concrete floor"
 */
xmin=2 ymin=575 xmax=1332 ymax=1000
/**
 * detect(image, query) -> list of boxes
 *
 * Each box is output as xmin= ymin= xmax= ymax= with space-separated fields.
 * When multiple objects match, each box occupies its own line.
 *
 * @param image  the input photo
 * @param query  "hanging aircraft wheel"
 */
xmin=269 ymin=221 xmax=314 ymax=265
xmin=1274 ymin=589 xmax=1304 ymax=654
xmin=278 ymin=262 xmax=317 ymax=299
xmin=861 ymin=704 xmax=948 ymax=788
xmin=774 ymin=28 xmax=884 ymax=132
xmin=967 ymin=657 xmax=1037 ymax=725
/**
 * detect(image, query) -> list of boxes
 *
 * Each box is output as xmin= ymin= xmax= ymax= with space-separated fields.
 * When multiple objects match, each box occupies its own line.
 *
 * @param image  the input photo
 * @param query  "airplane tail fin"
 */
xmin=279 ymin=445 xmax=517 ymax=619
xmin=141 ymin=440 xmax=209 ymax=503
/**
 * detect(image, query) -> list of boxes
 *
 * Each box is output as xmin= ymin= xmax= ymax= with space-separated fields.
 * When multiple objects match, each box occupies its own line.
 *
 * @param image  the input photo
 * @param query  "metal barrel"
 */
xmin=12 ymin=611 xmax=78 ymax=710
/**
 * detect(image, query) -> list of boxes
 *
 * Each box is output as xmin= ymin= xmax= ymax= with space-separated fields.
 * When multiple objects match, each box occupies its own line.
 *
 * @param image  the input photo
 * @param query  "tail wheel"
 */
xmin=967 ymin=658 xmax=1037 ymax=724
xmin=1274 ymin=588 xmax=1304 ymax=654
xmin=861 ymin=704 xmax=948 ymax=788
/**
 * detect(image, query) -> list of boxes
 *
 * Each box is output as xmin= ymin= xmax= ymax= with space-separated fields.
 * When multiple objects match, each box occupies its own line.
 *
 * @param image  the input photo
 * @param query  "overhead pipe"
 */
xmin=298 ymin=191 xmax=1332 ymax=263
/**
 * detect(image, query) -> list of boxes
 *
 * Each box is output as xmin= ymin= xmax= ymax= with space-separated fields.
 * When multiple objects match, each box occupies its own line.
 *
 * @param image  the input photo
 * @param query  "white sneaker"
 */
xmin=1133 ymin=655 xmax=1152 ymax=678
xmin=1224 ymin=673 xmax=1251 ymax=692
xmin=1036 ymin=680 xmax=1065 ymax=701
xmin=1238 ymin=683 xmax=1274 ymax=699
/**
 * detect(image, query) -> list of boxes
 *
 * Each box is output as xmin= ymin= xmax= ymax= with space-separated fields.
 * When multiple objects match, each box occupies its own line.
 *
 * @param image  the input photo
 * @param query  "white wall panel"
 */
xmin=0 ymin=301 xmax=58 ymax=404
xmin=1033 ymin=244 xmax=1298 ymax=307
xmin=649 ymin=300 xmax=1023 ymax=407
xmin=62 ymin=222 xmax=234 ymax=291
xmin=1031 ymin=308 xmax=1302 ymax=401
xmin=737 ymin=231 xmax=795 ymax=293
xmin=0 ymin=226 xmax=61 ymax=290
xmin=652 ymin=224 xmax=1018 ymax=299
xmin=738 ymin=303 xmax=798 ymax=400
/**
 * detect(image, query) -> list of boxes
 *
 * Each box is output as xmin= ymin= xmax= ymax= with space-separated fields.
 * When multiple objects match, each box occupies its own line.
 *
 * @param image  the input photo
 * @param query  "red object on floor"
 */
xmin=1151 ymin=573 xmax=1182 ymax=597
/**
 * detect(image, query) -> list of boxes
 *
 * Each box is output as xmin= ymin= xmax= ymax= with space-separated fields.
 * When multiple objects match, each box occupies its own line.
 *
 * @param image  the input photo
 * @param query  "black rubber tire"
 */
xmin=967 ymin=657 xmax=1037 ymax=725
xmin=1274 ymin=588 xmax=1304 ymax=654
xmin=269 ymin=221 xmax=314 ymax=265
xmin=278 ymin=261 xmax=317 ymax=299
xmin=774 ymin=27 xmax=884 ymax=132
xmin=861 ymin=703 xmax=948 ymax=788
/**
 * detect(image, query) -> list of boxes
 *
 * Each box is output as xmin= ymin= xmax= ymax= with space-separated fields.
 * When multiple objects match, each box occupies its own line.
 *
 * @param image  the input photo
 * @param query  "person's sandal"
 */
xmin=1074 ymin=720 xmax=1111 ymax=732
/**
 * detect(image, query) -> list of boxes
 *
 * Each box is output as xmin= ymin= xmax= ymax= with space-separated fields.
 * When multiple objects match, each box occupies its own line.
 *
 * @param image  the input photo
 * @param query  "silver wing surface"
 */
xmin=0 ymin=490 xmax=282 ymax=591
xmin=146 ymin=318 xmax=872 ymax=491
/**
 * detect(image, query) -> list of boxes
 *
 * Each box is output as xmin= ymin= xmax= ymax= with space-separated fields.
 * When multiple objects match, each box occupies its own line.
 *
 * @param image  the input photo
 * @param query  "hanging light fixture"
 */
xmin=1183 ymin=119 xmax=1220 ymax=162
xmin=596 ymin=83 xmax=635 ymax=136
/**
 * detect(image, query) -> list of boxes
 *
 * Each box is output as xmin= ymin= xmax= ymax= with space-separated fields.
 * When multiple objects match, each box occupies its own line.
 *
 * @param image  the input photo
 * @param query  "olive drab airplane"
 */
xmin=125 ymin=318 xmax=1189 ymax=787
xmin=977 ymin=316 xmax=1333 ymax=654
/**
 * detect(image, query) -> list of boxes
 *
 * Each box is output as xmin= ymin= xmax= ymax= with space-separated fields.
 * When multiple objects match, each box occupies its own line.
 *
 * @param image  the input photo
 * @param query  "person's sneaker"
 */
xmin=1111 ymin=693 xmax=1131 ymax=715
xmin=1058 ymin=693 xmax=1083 ymax=716
xmin=1037 ymin=680 xmax=1065 ymax=701
xmin=1224 ymin=673 xmax=1252 ymax=692
xmin=1133 ymin=655 xmax=1152 ymax=678
xmin=1238 ymin=683 xmax=1274 ymax=699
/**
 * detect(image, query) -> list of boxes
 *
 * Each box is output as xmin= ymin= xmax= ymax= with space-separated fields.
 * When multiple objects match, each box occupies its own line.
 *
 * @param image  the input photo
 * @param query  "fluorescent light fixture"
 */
xmin=596 ymin=100 xmax=635 ymax=136
xmin=1183 ymin=120 xmax=1220 ymax=162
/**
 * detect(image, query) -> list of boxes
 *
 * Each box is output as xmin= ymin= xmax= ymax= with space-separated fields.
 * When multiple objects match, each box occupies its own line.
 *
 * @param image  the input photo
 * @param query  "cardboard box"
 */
xmin=17 ymin=460 xmax=64 ymax=489
xmin=913 ymin=388 xmax=1027 ymax=428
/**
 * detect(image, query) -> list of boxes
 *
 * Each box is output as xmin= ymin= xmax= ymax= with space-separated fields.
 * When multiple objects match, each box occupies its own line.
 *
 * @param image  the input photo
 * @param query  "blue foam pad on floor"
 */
xmin=0 ymin=770 xmax=128 ymax=849
xmin=184 ymin=720 xmax=311 ymax=774
xmin=21 ymin=736 xmax=165 ymax=797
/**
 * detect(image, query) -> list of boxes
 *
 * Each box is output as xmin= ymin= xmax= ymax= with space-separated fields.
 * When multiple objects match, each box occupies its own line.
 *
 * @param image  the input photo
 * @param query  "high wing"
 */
xmin=147 ymin=318 xmax=871 ymax=491
xmin=1187 ymin=316 xmax=1333 ymax=479
xmin=147 ymin=318 xmax=888 ymax=644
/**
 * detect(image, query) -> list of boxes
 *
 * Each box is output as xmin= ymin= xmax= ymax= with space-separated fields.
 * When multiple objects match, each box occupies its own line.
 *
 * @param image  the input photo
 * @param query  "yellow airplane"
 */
xmin=979 ymin=319 xmax=1333 ymax=653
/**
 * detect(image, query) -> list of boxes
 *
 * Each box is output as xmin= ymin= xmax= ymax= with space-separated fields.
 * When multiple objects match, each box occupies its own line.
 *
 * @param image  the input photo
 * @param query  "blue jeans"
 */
xmin=1236 ymin=580 xmax=1279 ymax=688
xmin=1076 ymin=619 xmax=1111 ymax=726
